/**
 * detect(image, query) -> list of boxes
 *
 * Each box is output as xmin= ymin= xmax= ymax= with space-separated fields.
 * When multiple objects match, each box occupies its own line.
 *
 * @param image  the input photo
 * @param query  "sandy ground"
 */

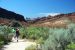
xmin=2 ymin=38 xmax=36 ymax=50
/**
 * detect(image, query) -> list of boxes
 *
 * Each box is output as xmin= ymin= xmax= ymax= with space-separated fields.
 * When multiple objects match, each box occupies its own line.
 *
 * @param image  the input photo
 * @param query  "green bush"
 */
xmin=25 ymin=45 xmax=37 ymax=50
xmin=0 ymin=41 xmax=4 ymax=48
xmin=19 ymin=27 xmax=27 ymax=39
xmin=19 ymin=26 xmax=49 ymax=40
xmin=35 ymin=37 xmax=44 ymax=44
xmin=0 ymin=34 xmax=5 ymax=48
xmin=11 ymin=21 xmax=22 ymax=27
xmin=66 ymin=42 xmax=75 ymax=50
xmin=42 ymin=23 xmax=75 ymax=50
xmin=0 ymin=25 xmax=14 ymax=48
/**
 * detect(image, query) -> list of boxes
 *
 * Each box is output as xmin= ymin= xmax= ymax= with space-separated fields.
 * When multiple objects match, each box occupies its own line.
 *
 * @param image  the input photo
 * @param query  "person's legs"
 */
xmin=16 ymin=35 xmax=19 ymax=42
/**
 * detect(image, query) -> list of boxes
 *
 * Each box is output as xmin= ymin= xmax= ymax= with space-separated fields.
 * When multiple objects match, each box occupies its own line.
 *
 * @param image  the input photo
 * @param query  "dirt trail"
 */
xmin=2 ymin=39 xmax=36 ymax=50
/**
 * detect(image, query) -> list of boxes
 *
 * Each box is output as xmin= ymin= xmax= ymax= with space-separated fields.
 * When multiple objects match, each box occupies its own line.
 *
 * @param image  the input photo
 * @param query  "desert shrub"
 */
xmin=42 ymin=23 xmax=75 ymax=50
xmin=11 ymin=21 xmax=22 ymax=27
xmin=35 ymin=37 xmax=44 ymax=44
xmin=0 ymin=25 xmax=14 ymax=48
xmin=25 ymin=45 xmax=37 ymax=50
xmin=0 ymin=34 xmax=8 ymax=44
xmin=19 ymin=27 xmax=27 ymax=39
xmin=42 ymin=28 xmax=67 ymax=50
xmin=0 ymin=41 xmax=4 ymax=48
xmin=65 ymin=42 xmax=75 ymax=50
xmin=24 ymin=26 xmax=49 ymax=40
xmin=1 ymin=26 xmax=13 ymax=42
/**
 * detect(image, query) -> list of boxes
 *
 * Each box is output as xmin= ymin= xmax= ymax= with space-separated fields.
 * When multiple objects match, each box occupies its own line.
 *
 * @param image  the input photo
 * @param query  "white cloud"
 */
xmin=39 ymin=13 xmax=60 ymax=16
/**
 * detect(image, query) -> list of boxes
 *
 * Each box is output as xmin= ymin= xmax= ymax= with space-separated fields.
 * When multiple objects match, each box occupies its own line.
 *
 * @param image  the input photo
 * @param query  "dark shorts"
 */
xmin=15 ymin=34 xmax=19 ymax=38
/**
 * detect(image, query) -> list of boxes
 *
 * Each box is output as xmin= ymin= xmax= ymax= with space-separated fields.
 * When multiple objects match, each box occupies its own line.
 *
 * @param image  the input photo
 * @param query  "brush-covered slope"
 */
xmin=0 ymin=7 xmax=27 ymax=26
xmin=30 ymin=12 xmax=75 ymax=27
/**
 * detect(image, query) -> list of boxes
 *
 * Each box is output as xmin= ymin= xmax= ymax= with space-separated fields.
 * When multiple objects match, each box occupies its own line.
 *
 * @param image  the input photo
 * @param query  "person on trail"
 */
xmin=15 ymin=28 xmax=20 ymax=42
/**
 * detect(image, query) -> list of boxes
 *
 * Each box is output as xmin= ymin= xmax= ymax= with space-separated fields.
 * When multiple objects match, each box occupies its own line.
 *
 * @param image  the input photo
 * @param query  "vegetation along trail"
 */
xmin=2 ymin=39 xmax=36 ymax=50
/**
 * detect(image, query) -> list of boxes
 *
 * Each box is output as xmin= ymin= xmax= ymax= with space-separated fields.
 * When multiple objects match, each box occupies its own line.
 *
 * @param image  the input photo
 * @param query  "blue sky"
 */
xmin=0 ymin=0 xmax=75 ymax=19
